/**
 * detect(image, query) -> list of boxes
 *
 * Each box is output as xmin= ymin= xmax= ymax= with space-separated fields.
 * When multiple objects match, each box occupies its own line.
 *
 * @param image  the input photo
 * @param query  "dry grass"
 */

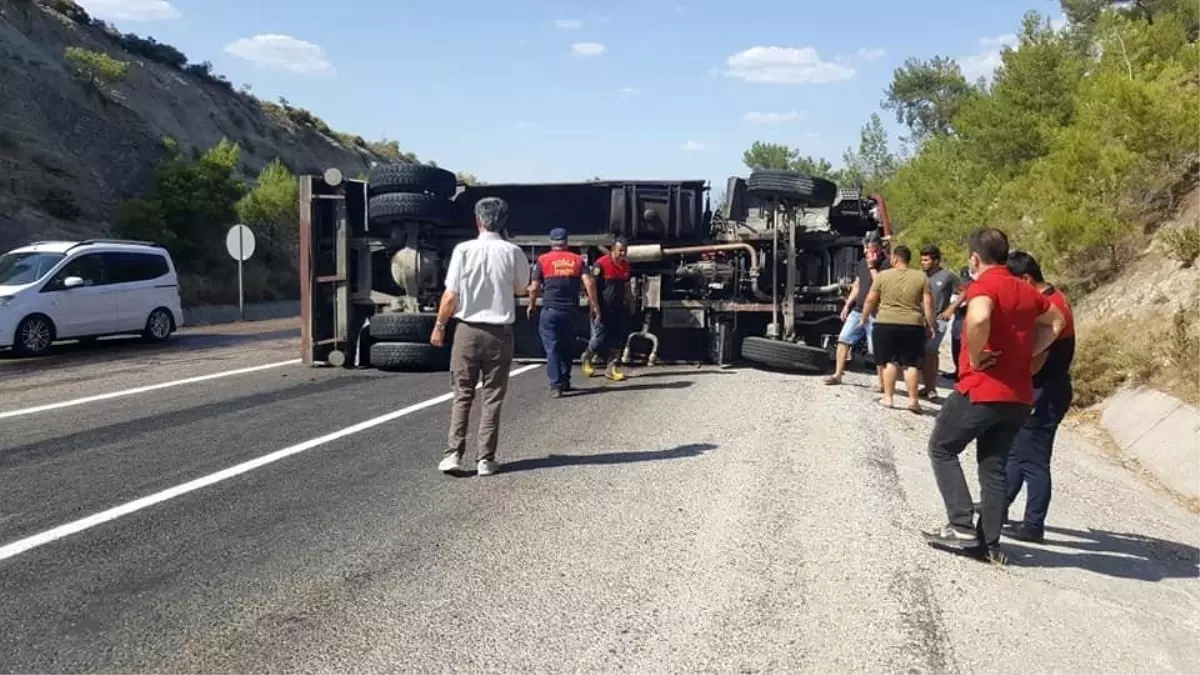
xmin=1072 ymin=304 xmax=1200 ymax=408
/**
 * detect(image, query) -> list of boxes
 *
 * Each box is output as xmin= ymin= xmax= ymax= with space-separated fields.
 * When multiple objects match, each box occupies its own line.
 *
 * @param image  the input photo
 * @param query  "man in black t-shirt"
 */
xmin=581 ymin=238 xmax=636 ymax=381
xmin=826 ymin=233 xmax=889 ymax=387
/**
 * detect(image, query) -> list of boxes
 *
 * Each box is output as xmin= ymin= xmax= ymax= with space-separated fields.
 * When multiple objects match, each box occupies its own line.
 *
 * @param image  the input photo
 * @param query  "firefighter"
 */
xmin=528 ymin=228 xmax=600 ymax=396
xmin=582 ymin=237 xmax=637 ymax=381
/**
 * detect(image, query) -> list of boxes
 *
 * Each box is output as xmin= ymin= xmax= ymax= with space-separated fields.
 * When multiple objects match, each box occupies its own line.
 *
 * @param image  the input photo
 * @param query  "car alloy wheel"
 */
xmin=148 ymin=309 xmax=172 ymax=339
xmin=18 ymin=317 xmax=52 ymax=354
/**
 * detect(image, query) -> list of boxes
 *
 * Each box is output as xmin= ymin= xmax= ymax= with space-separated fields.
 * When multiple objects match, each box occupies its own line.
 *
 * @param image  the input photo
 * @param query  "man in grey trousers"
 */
xmin=430 ymin=196 xmax=531 ymax=476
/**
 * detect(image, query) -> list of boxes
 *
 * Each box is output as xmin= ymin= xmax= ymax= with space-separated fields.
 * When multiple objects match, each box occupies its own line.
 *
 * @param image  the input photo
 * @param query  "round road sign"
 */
xmin=225 ymin=224 xmax=256 ymax=262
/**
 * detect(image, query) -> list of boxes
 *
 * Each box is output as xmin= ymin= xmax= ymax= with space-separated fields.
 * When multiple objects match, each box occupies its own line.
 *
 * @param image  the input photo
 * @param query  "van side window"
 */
xmin=42 ymin=253 xmax=107 ymax=291
xmin=107 ymin=252 xmax=170 ymax=283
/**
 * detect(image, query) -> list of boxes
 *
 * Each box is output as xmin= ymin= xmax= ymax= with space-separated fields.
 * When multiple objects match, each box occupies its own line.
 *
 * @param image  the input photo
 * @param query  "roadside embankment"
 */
xmin=1100 ymin=386 xmax=1199 ymax=504
xmin=182 ymin=301 xmax=300 ymax=326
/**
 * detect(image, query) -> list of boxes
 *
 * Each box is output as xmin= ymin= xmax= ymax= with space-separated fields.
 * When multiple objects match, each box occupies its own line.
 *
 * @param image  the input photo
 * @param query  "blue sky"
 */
xmin=78 ymin=0 xmax=1065 ymax=186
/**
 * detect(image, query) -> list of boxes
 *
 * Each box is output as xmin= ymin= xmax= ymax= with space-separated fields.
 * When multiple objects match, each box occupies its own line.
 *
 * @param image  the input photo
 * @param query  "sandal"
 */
xmin=824 ymin=375 xmax=842 ymax=385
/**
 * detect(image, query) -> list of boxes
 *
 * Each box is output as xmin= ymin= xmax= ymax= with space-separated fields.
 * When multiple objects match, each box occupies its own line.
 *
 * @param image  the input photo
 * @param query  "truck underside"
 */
xmin=297 ymin=165 xmax=891 ymax=373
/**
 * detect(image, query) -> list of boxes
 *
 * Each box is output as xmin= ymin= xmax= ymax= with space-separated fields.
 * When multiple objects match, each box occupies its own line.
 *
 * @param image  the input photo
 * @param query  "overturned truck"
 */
xmin=297 ymin=164 xmax=891 ymax=372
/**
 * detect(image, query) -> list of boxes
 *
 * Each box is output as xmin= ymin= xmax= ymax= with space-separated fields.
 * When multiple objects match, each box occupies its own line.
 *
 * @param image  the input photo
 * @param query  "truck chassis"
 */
xmin=297 ymin=165 xmax=891 ymax=373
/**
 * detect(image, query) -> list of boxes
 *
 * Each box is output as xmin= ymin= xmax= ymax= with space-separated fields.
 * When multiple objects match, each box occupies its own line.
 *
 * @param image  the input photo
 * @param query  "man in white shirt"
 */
xmin=430 ymin=196 xmax=530 ymax=476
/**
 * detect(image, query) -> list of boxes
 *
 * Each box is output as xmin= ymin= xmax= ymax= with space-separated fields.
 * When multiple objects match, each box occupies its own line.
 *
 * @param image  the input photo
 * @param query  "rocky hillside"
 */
xmin=0 ymin=0 xmax=393 ymax=252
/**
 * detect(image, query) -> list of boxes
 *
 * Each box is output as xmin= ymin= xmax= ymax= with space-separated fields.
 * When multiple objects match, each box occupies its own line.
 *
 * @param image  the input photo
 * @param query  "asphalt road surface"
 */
xmin=0 ymin=325 xmax=1196 ymax=674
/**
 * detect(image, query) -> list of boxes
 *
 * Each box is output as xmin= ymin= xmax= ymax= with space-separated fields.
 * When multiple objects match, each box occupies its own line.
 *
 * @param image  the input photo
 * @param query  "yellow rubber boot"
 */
xmin=605 ymin=363 xmax=626 ymax=382
xmin=582 ymin=360 xmax=596 ymax=377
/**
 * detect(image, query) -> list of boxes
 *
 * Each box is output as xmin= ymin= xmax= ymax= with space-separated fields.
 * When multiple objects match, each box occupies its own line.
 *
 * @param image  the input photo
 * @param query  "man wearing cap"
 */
xmin=528 ymin=228 xmax=600 ymax=396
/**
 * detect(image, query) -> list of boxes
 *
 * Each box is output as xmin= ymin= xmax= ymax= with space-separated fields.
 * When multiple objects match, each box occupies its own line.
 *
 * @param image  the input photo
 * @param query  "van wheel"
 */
xmin=14 ymin=315 xmax=55 ymax=356
xmin=143 ymin=308 xmax=175 ymax=342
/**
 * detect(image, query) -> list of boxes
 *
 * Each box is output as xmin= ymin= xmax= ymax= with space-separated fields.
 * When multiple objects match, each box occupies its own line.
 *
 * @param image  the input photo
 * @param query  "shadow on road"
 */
xmin=626 ymin=369 xmax=735 ymax=378
xmin=564 ymin=380 xmax=695 ymax=396
xmin=497 ymin=442 xmax=718 ymax=474
xmin=0 ymin=374 xmax=375 ymax=470
xmin=1006 ymin=525 xmax=1200 ymax=581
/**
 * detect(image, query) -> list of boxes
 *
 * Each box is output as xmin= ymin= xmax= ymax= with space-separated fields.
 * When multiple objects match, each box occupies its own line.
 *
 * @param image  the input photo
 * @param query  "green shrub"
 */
xmin=1161 ymin=223 xmax=1200 ymax=266
xmin=63 ymin=46 xmax=128 ymax=85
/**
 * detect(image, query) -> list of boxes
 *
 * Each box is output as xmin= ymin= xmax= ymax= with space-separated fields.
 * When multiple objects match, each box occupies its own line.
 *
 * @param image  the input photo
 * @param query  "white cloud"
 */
xmin=680 ymin=140 xmax=704 ymax=151
xmin=619 ymin=86 xmax=641 ymax=96
xmin=1050 ymin=16 xmax=1068 ymax=31
xmin=959 ymin=33 xmax=1017 ymax=81
xmin=742 ymin=111 xmax=804 ymax=124
xmin=224 ymin=34 xmax=335 ymax=76
xmin=855 ymin=47 xmax=886 ymax=61
xmin=721 ymin=46 xmax=855 ymax=84
xmin=571 ymin=41 xmax=606 ymax=57
xmin=554 ymin=18 xmax=582 ymax=29
xmin=76 ymin=0 xmax=179 ymax=21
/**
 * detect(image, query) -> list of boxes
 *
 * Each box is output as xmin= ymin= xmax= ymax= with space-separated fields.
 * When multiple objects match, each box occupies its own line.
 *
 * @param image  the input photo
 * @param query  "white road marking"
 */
xmin=0 ymin=363 xmax=542 ymax=562
xmin=0 ymin=359 xmax=302 ymax=420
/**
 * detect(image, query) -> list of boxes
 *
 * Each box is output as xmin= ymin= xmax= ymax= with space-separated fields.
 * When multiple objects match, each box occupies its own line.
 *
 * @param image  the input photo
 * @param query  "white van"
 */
xmin=0 ymin=239 xmax=185 ymax=356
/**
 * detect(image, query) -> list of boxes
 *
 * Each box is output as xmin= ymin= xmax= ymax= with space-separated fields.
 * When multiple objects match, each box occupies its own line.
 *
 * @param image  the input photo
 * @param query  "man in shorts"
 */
xmin=919 ymin=245 xmax=961 ymax=402
xmin=825 ymin=233 xmax=889 ymax=386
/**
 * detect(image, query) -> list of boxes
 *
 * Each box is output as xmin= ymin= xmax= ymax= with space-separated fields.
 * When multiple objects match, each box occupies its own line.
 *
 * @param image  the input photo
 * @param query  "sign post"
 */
xmin=224 ymin=224 xmax=256 ymax=321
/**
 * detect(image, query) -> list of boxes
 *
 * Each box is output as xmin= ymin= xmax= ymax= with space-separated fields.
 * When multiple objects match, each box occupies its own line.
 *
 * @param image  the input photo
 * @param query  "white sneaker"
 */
xmin=438 ymin=453 xmax=463 ymax=473
xmin=477 ymin=459 xmax=499 ymax=476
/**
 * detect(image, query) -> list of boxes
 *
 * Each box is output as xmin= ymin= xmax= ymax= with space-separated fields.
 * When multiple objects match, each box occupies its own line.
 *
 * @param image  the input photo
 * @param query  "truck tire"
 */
xmin=746 ymin=170 xmax=838 ymax=207
xmin=740 ymin=336 xmax=832 ymax=373
xmin=369 ymin=312 xmax=444 ymax=342
xmin=369 ymin=192 xmax=452 ymax=227
xmin=368 ymin=163 xmax=457 ymax=198
xmin=369 ymin=341 xmax=451 ymax=371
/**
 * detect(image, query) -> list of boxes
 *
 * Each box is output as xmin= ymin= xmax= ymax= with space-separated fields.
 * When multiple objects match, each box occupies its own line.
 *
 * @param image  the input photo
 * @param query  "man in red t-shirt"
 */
xmin=922 ymin=228 xmax=1066 ymax=563
xmin=1002 ymin=250 xmax=1075 ymax=543
xmin=582 ymin=238 xmax=637 ymax=381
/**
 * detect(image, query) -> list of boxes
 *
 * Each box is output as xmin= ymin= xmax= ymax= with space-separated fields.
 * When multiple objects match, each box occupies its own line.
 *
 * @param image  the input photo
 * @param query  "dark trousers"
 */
xmin=591 ymin=309 xmax=627 ymax=365
xmin=538 ymin=306 xmax=577 ymax=390
xmin=928 ymin=391 xmax=1032 ymax=548
xmin=1006 ymin=382 xmax=1073 ymax=528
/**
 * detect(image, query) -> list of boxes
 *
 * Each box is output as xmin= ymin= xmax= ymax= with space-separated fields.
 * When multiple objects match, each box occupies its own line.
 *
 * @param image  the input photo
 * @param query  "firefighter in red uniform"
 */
xmin=582 ymin=237 xmax=637 ymax=381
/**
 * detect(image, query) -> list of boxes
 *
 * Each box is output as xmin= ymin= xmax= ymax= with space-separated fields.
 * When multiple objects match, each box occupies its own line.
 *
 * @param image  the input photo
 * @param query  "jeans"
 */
xmin=589 ymin=310 xmax=627 ymax=365
xmin=950 ymin=314 xmax=964 ymax=379
xmin=1006 ymin=382 xmax=1073 ymax=528
xmin=837 ymin=310 xmax=876 ymax=355
xmin=538 ymin=306 xmax=578 ymax=391
xmin=928 ymin=390 xmax=1032 ymax=548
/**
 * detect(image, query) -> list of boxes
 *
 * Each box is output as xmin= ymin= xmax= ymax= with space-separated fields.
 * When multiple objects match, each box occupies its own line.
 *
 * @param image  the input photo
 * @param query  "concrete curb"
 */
xmin=1100 ymin=385 xmax=1199 ymax=501
xmin=182 ymin=301 xmax=300 ymax=327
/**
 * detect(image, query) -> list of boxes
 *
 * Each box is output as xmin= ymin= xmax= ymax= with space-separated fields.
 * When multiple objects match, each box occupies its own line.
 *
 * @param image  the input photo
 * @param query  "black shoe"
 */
xmin=1002 ymin=521 xmax=1045 ymax=544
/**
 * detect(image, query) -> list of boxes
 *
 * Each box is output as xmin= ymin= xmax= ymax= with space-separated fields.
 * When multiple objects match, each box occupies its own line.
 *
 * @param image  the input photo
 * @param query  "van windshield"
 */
xmin=0 ymin=252 xmax=66 ymax=286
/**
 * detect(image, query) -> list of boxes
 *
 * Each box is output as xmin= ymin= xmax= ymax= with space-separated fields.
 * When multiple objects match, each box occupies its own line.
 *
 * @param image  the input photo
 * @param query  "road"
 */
xmin=0 ymin=322 xmax=1196 ymax=674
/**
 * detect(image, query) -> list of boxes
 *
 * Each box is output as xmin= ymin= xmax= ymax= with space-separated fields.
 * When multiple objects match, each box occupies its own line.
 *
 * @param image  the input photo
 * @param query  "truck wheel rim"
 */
xmin=149 ymin=311 xmax=171 ymax=338
xmin=20 ymin=319 xmax=50 ymax=352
